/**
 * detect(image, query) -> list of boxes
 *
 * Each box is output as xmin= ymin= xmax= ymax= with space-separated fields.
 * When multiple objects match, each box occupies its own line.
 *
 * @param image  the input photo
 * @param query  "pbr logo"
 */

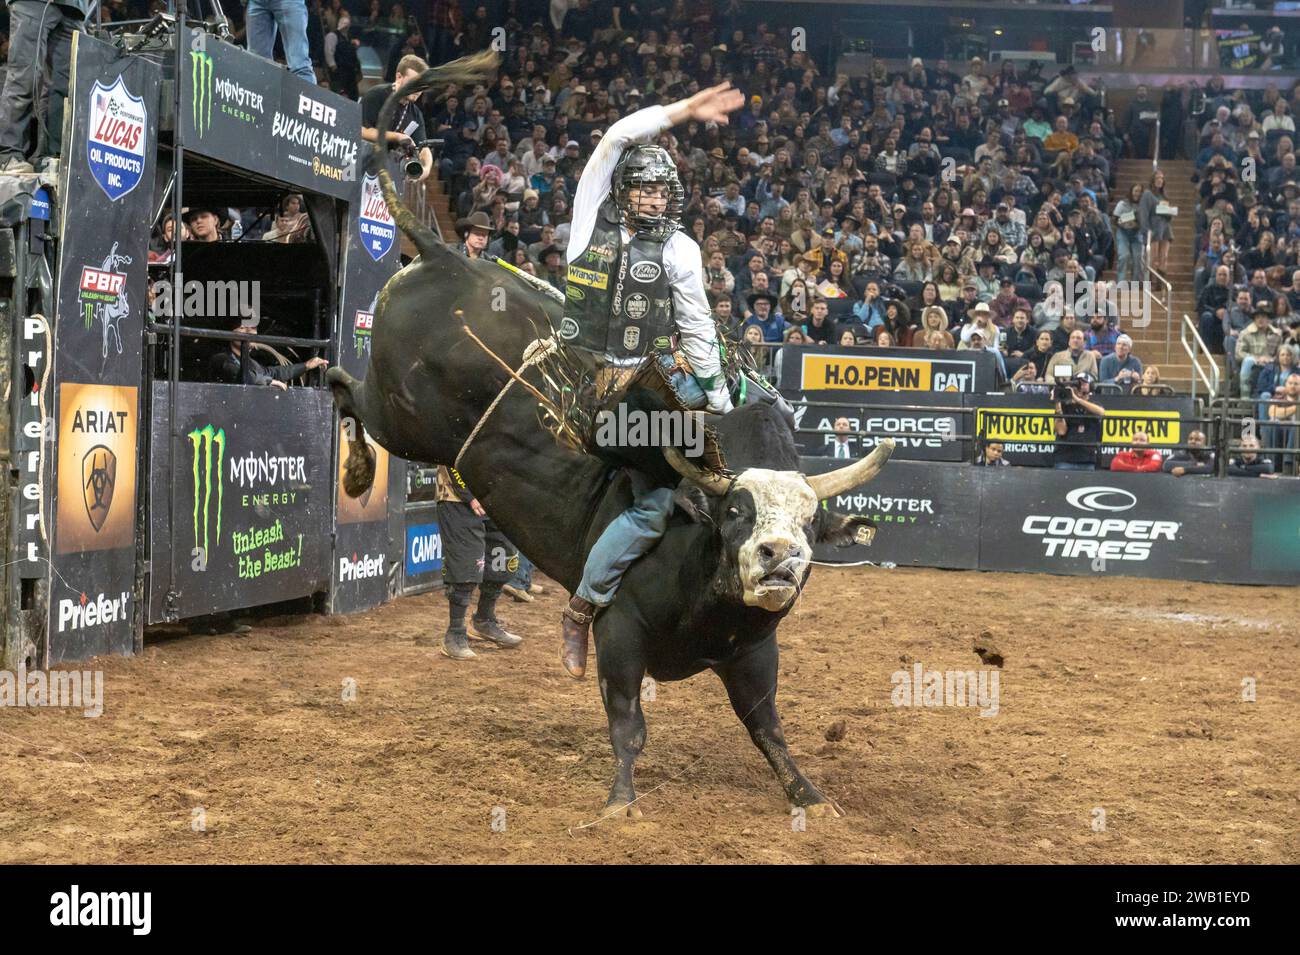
xmin=82 ymin=444 xmax=116 ymax=532
xmin=79 ymin=242 xmax=132 ymax=358
xmin=623 ymin=326 xmax=641 ymax=350
xmin=353 ymin=309 xmax=374 ymax=356
xmin=87 ymin=75 xmax=147 ymax=202
xmin=359 ymin=175 xmax=396 ymax=261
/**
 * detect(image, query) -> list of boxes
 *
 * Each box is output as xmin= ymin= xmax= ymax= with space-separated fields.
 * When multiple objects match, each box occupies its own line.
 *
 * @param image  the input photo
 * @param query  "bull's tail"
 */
xmin=328 ymin=367 xmax=377 ymax=499
xmin=374 ymin=49 xmax=501 ymax=261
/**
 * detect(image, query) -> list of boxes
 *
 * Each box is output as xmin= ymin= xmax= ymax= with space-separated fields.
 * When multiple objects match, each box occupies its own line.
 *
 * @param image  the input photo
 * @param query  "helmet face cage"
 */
xmin=613 ymin=145 xmax=684 ymax=241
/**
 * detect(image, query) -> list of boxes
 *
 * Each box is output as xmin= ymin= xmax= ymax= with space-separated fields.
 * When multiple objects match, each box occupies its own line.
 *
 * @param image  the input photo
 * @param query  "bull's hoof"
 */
xmin=800 ymin=800 xmax=844 ymax=819
xmin=605 ymin=800 xmax=643 ymax=820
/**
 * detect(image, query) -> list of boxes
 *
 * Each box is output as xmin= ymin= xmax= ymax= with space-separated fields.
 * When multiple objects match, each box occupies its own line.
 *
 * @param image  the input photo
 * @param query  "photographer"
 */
xmin=360 ymin=55 xmax=432 ymax=182
xmin=1052 ymin=369 xmax=1105 ymax=471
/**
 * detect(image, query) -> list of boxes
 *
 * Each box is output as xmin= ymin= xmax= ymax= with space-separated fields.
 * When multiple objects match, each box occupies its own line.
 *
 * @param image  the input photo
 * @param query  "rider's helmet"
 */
xmin=612 ymin=144 xmax=684 ymax=241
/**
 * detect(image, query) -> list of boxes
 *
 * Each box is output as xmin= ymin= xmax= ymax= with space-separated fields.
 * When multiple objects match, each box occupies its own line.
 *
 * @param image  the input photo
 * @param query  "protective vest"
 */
xmin=561 ymin=199 xmax=675 ymax=359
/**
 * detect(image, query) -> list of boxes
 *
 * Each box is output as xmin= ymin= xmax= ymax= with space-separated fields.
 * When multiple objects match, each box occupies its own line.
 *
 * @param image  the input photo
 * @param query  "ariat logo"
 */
xmin=188 ymin=424 xmax=225 ymax=554
xmin=82 ymin=445 xmax=116 ymax=532
xmin=191 ymin=51 xmax=214 ymax=136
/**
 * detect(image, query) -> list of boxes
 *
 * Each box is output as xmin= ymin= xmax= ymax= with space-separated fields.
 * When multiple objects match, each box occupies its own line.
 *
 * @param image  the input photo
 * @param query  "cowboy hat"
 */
xmin=456 ymin=211 xmax=493 ymax=237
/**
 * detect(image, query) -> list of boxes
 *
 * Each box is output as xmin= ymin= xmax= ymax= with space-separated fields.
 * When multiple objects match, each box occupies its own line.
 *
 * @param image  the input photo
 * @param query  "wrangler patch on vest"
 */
xmin=567 ymin=265 xmax=608 ymax=289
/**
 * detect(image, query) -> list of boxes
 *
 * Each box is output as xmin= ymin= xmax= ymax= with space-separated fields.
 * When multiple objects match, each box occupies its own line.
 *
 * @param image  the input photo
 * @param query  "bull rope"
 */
xmin=453 ymin=319 xmax=559 ymax=472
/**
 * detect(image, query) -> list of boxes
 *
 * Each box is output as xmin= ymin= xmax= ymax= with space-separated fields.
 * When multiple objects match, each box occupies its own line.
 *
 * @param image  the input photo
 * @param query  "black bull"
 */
xmin=329 ymin=52 xmax=894 ymax=817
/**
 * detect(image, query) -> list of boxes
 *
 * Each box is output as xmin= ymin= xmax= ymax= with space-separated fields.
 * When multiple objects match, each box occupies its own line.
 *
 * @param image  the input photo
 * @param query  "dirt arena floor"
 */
xmin=1 ymin=566 xmax=1296 ymax=864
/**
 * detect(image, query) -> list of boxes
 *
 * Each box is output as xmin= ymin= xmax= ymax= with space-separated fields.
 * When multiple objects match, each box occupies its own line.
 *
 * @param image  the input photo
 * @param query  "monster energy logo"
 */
xmin=189 ymin=424 xmax=225 ymax=552
xmin=191 ymin=51 xmax=214 ymax=137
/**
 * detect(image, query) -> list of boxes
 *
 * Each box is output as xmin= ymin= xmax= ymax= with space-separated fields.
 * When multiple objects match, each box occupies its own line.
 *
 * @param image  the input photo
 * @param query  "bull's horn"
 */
xmin=806 ymin=439 xmax=895 ymax=501
xmin=663 ymin=447 xmax=732 ymax=496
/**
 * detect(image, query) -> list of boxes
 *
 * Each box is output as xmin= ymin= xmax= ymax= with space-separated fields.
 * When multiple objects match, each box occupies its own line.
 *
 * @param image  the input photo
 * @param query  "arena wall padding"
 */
xmin=810 ymin=458 xmax=1300 ymax=586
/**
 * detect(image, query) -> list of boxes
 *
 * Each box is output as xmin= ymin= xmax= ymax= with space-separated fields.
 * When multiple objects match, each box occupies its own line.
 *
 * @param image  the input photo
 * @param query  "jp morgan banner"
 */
xmin=779 ymin=344 xmax=997 ymax=394
xmin=969 ymin=394 xmax=1196 ymax=468
xmin=812 ymin=460 xmax=1300 ymax=586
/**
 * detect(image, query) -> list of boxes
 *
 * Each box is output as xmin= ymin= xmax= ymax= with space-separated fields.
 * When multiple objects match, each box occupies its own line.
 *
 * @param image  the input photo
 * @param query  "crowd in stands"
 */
xmin=1 ymin=0 xmax=1297 ymax=472
xmin=1189 ymin=81 xmax=1300 ymax=471
xmin=416 ymin=6 xmax=1180 ymax=399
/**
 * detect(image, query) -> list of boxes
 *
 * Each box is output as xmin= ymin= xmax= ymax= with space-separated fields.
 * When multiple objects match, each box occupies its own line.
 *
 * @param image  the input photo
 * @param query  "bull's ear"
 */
xmin=815 ymin=510 xmax=877 ymax=549
xmin=673 ymin=483 xmax=716 ymax=525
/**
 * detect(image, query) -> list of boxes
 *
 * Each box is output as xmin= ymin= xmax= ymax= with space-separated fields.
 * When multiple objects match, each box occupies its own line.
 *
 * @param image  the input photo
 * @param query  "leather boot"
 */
xmin=560 ymin=596 xmax=595 ymax=678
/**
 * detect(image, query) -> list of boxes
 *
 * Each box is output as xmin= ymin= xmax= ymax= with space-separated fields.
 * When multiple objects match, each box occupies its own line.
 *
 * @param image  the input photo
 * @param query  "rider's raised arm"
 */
xmin=568 ymin=105 xmax=672 ymax=261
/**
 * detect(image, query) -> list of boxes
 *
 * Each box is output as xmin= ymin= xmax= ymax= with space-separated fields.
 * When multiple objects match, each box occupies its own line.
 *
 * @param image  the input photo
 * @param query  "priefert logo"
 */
xmin=58 ymin=591 xmax=130 ymax=633
xmin=339 ymin=552 xmax=384 ymax=582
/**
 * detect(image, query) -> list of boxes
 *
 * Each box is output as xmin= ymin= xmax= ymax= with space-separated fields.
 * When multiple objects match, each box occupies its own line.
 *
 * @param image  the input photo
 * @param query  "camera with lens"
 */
xmin=1051 ymin=363 xmax=1076 ymax=403
xmin=396 ymin=142 xmax=423 ymax=178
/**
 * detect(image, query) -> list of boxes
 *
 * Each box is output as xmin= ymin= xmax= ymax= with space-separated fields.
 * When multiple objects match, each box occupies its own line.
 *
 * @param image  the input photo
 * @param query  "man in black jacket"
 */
xmin=209 ymin=315 xmax=329 ymax=389
xmin=1227 ymin=435 xmax=1279 ymax=478
xmin=1163 ymin=430 xmax=1217 ymax=477
xmin=360 ymin=54 xmax=431 ymax=182
xmin=1197 ymin=264 xmax=1234 ymax=353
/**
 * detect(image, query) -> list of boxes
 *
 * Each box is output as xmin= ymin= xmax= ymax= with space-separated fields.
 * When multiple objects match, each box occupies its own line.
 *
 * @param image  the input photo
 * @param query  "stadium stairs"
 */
xmin=1110 ymin=157 xmax=1223 ymax=395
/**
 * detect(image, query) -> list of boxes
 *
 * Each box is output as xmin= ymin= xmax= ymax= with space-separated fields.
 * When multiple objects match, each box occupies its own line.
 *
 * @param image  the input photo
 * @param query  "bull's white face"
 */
xmin=726 ymin=469 xmax=820 ymax=612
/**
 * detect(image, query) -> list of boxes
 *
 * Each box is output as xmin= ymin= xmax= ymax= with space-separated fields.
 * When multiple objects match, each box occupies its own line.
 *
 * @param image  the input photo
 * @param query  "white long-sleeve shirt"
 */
xmin=568 ymin=105 xmax=723 ymax=385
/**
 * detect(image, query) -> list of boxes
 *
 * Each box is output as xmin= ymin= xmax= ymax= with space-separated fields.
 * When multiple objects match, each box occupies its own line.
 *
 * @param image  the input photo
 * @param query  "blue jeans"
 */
xmin=1054 ymin=461 xmax=1095 ymax=471
xmin=246 ymin=0 xmax=315 ymax=81
xmin=507 ymin=551 xmax=533 ymax=590
xmin=1116 ymin=230 xmax=1145 ymax=282
xmin=1239 ymin=356 xmax=1263 ymax=398
xmin=576 ymin=469 xmax=673 ymax=607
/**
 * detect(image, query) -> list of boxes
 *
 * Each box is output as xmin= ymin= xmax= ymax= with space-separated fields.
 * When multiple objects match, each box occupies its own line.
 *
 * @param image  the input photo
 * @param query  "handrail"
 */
xmin=1180 ymin=313 xmax=1220 ymax=402
xmin=404 ymin=179 xmax=443 ymax=242
xmin=1143 ymin=237 xmax=1173 ymax=361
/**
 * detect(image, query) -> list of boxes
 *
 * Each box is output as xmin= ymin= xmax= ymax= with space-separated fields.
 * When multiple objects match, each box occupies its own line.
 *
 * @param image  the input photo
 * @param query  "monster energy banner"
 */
xmin=147 ymin=382 xmax=334 ymax=622
xmin=804 ymin=458 xmax=981 ymax=569
xmin=44 ymin=35 xmax=161 ymax=662
xmin=811 ymin=460 xmax=1300 ymax=585
xmin=330 ymin=150 xmax=403 ymax=614
xmin=182 ymin=33 xmax=361 ymax=201
xmin=785 ymin=390 xmax=966 ymax=462
xmin=968 ymin=393 xmax=1196 ymax=468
